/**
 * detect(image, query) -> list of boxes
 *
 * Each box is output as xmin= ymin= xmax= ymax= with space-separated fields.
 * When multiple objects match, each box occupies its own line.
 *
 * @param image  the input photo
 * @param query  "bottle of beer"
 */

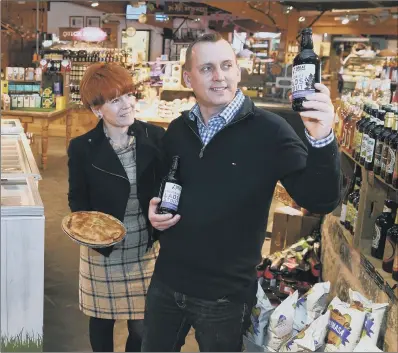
xmin=371 ymin=200 xmax=395 ymax=259
xmin=393 ymin=247 xmax=398 ymax=281
xmin=345 ymin=172 xmax=361 ymax=232
xmin=340 ymin=164 xmax=360 ymax=226
xmin=385 ymin=120 xmax=398 ymax=185
xmin=157 ymin=156 xmax=182 ymax=215
xmin=381 ymin=115 xmax=398 ymax=179
xmin=353 ymin=103 xmax=370 ymax=160
xmin=291 ymin=28 xmax=320 ymax=112
xmin=374 ymin=111 xmax=393 ymax=175
xmin=364 ymin=110 xmax=385 ymax=171
xmin=382 ymin=212 xmax=398 ymax=273
xmin=360 ymin=104 xmax=378 ymax=165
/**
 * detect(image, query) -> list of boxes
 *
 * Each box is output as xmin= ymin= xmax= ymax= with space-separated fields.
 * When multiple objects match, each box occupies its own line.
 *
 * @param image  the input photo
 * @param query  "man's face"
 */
xmin=183 ymin=39 xmax=241 ymax=109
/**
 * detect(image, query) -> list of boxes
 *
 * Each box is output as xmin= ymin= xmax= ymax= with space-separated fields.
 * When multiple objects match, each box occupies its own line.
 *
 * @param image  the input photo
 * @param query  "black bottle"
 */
xmin=364 ymin=110 xmax=385 ymax=171
xmin=381 ymin=115 xmax=398 ymax=179
xmin=291 ymin=28 xmax=321 ymax=112
xmin=374 ymin=111 xmax=393 ymax=175
xmin=371 ymin=200 xmax=395 ymax=259
xmin=354 ymin=105 xmax=371 ymax=161
xmin=382 ymin=212 xmax=398 ymax=273
xmin=360 ymin=105 xmax=378 ymax=165
xmin=157 ymin=156 xmax=182 ymax=215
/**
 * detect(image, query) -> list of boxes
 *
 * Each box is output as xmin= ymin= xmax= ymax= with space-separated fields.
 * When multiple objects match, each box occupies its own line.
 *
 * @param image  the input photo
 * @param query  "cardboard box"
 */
xmin=270 ymin=206 xmax=320 ymax=254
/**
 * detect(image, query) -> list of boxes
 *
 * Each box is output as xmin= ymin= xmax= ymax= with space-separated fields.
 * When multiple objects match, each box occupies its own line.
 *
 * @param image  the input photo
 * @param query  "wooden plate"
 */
xmin=62 ymin=211 xmax=126 ymax=248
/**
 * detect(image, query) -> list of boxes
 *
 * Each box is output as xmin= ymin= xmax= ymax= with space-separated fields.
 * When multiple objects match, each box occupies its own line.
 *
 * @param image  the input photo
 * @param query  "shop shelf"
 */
xmin=341 ymin=148 xmax=398 ymax=191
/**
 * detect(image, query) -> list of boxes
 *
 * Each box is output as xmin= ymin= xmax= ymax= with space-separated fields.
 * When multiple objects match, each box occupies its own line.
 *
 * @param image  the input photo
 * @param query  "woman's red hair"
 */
xmin=80 ymin=63 xmax=135 ymax=108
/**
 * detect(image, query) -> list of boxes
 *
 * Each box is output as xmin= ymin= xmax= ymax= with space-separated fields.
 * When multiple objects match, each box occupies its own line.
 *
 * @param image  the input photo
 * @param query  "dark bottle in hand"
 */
xmin=157 ymin=156 xmax=182 ymax=215
xmin=291 ymin=28 xmax=321 ymax=112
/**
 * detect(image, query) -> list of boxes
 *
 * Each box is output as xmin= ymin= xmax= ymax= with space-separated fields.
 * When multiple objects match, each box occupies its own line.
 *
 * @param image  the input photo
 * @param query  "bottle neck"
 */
xmin=300 ymin=34 xmax=314 ymax=50
xmin=395 ymin=212 xmax=398 ymax=225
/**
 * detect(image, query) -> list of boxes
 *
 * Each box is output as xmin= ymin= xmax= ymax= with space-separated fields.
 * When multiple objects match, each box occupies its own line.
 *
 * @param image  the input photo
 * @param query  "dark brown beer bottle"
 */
xmin=382 ymin=212 xmax=398 ymax=273
xmin=157 ymin=156 xmax=182 ymax=215
xmin=374 ymin=111 xmax=393 ymax=175
xmin=291 ymin=28 xmax=321 ymax=112
xmin=371 ymin=199 xmax=395 ymax=259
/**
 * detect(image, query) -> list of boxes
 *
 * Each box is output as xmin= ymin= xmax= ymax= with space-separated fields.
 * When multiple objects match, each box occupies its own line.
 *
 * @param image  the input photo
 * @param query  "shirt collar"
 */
xmin=189 ymin=89 xmax=245 ymax=125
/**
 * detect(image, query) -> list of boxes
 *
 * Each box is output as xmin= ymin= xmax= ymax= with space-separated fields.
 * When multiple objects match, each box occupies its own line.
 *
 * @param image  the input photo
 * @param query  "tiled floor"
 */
xmin=37 ymin=136 xmax=275 ymax=352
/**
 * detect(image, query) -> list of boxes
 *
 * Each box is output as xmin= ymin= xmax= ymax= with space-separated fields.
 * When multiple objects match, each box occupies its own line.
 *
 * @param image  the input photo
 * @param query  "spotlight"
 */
xmin=299 ymin=16 xmax=305 ymax=22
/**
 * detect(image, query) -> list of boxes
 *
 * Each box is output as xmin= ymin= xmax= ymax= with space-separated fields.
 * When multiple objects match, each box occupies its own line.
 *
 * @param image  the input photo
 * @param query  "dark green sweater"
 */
xmin=155 ymin=97 xmax=341 ymax=302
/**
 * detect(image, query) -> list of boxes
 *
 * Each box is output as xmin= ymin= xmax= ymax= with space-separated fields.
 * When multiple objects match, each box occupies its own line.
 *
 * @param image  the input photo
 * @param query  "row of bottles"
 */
xmin=352 ymin=104 xmax=398 ymax=187
xmin=340 ymin=167 xmax=398 ymax=281
xmin=371 ymin=199 xmax=398 ymax=280
xmin=63 ymin=49 xmax=131 ymax=64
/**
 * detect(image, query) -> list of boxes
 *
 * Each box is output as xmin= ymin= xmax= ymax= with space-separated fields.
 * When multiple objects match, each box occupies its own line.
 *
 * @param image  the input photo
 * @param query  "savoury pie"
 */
xmin=62 ymin=211 xmax=126 ymax=245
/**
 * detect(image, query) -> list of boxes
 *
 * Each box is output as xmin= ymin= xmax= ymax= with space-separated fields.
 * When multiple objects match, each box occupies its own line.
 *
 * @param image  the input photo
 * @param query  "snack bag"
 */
xmin=353 ymin=335 xmax=383 ymax=352
xmin=247 ymin=280 xmax=275 ymax=346
xmin=279 ymin=311 xmax=330 ymax=352
xmin=263 ymin=291 xmax=299 ymax=351
xmin=349 ymin=289 xmax=388 ymax=345
xmin=293 ymin=281 xmax=331 ymax=333
xmin=325 ymin=302 xmax=366 ymax=352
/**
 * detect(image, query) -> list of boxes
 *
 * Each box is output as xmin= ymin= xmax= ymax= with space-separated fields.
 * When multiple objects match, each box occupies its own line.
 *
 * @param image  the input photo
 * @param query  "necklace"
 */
xmin=103 ymin=126 xmax=134 ymax=151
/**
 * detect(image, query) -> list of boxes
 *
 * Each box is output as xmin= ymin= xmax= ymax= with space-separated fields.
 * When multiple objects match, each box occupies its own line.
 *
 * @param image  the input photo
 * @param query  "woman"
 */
xmin=67 ymin=63 xmax=165 ymax=352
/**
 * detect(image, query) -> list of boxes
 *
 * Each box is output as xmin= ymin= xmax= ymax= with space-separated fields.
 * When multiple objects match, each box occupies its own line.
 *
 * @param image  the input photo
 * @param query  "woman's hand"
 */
xmin=148 ymin=197 xmax=181 ymax=231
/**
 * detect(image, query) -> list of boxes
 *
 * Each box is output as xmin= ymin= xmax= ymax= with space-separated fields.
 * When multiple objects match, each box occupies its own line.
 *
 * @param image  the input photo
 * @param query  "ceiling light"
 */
xmin=299 ymin=16 xmax=305 ymax=22
xmin=91 ymin=2 xmax=99 ymax=7
xmin=342 ymin=18 xmax=349 ymax=24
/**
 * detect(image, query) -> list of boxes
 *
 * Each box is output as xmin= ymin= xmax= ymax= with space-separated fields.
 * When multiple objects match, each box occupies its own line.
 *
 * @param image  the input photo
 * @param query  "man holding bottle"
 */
xmin=142 ymin=32 xmax=341 ymax=352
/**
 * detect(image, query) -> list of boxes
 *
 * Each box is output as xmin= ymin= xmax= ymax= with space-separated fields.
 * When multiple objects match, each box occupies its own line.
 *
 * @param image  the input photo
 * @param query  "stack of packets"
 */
xmin=258 ymin=234 xmax=322 ymax=301
xmin=244 ymin=281 xmax=388 ymax=352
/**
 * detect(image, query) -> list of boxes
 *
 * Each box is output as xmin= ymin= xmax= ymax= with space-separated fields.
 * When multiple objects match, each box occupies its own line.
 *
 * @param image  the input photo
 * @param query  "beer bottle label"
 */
xmin=365 ymin=137 xmax=376 ymax=163
xmin=292 ymin=64 xmax=316 ymax=99
xmin=340 ymin=204 xmax=347 ymax=223
xmin=353 ymin=210 xmax=358 ymax=233
xmin=372 ymin=225 xmax=382 ymax=249
xmin=360 ymin=135 xmax=369 ymax=159
xmin=354 ymin=131 xmax=362 ymax=152
xmin=374 ymin=140 xmax=384 ymax=167
xmin=381 ymin=143 xmax=389 ymax=170
xmin=161 ymin=182 xmax=182 ymax=211
xmin=386 ymin=146 xmax=396 ymax=173
xmin=346 ymin=202 xmax=353 ymax=223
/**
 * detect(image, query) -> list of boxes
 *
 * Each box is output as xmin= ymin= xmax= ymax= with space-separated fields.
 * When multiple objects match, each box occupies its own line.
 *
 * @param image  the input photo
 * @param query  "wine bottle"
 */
xmin=291 ymin=28 xmax=320 ymax=112
xmin=157 ymin=156 xmax=182 ymax=215
xmin=382 ymin=212 xmax=398 ymax=273
xmin=374 ymin=111 xmax=393 ymax=175
xmin=371 ymin=200 xmax=395 ymax=259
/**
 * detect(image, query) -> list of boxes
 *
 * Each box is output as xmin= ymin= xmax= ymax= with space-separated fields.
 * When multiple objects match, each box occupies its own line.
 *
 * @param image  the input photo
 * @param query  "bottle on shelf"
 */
xmin=352 ymin=192 xmax=361 ymax=235
xmin=381 ymin=115 xmax=398 ymax=179
xmin=374 ymin=110 xmax=393 ymax=175
xmin=345 ymin=169 xmax=362 ymax=232
xmin=360 ymin=104 xmax=378 ymax=165
xmin=382 ymin=212 xmax=398 ymax=273
xmin=353 ymin=103 xmax=371 ymax=160
xmin=393 ymin=245 xmax=398 ymax=281
xmin=157 ymin=156 xmax=182 ymax=215
xmin=340 ymin=164 xmax=360 ymax=226
xmin=385 ymin=118 xmax=398 ymax=185
xmin=291 ymin=28 xmax=321 ymax=112
xmin=371 ymin=199 xmax=396 ymax=259
xmin=364 ymin=109 xmax=385 ymax=171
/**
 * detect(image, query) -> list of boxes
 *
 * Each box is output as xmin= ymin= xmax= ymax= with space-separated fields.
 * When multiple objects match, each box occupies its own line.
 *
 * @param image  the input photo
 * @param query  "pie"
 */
xmin=62 ymin=211 xmax=126 ymax=246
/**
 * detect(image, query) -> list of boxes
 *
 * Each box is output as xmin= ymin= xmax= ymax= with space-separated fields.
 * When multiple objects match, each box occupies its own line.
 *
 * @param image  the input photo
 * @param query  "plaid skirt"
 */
xmin=79 ymin=240 xmax=159 ymax=320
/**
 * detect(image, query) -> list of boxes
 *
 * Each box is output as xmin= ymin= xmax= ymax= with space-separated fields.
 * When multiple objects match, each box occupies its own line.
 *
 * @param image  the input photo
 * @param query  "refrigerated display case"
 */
xmin=1 ymin=176 xmax=45 ymax=351
xmin=1 ymin=133 xmax=41 ymax=182
xmin=1 ymin=119 xmax=24 ymax=134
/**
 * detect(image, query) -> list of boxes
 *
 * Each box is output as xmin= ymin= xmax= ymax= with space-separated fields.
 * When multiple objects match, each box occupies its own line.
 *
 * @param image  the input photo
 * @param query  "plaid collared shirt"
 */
xmin=189 ymin=90 xmax=334 ymax=148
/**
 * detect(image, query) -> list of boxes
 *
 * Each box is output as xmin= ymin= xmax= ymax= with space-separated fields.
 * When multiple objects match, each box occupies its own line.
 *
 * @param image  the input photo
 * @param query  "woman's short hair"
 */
xmin=80 ymin=63 xmax=135 ymax=108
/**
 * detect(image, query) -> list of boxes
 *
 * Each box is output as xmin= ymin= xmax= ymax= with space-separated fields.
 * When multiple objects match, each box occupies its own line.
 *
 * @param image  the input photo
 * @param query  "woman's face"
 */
xmin=96 ymin=93 xmax=136 ymax=128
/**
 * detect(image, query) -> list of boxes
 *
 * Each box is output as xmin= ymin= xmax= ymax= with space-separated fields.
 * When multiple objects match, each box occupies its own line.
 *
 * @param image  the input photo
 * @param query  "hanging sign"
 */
xmin=59 ymin=27 xmax=107 ymax=42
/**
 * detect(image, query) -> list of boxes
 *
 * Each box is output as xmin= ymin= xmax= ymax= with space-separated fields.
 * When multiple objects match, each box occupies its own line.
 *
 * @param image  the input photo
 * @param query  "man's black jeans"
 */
xmin=142 ymin=275 xmax=252 ymax=352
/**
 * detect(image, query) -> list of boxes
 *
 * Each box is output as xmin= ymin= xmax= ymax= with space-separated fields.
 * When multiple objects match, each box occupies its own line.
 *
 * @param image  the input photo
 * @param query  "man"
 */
xmin=142 ymin=33 xmax=340 ymax=352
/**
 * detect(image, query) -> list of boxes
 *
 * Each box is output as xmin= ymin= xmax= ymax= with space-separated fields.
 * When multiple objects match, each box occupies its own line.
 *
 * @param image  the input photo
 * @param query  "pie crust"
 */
xmin=62 ymin=211 xmax=126 ymax=246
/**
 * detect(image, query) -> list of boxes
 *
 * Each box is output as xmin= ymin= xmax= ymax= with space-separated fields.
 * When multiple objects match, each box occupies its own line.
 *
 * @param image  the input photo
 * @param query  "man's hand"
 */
xmin=148 ymin=197 xmax=181 ymax=231
xmin=299 ymin=83 xmax=334 ymax=140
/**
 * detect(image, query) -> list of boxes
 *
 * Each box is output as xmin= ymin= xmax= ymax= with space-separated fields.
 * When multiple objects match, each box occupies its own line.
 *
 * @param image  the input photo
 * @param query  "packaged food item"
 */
xmin=353 ymin=335 xmax=383 ymax=352
xmin=349 ymin=289 xmax=388 ymax=345
xmin=293 ymin=281 xmax=331 ymax=333
xmin=280 ymin=310 xmax=330 ymax=352
xmin=325 ymin=300 xmax=366 ymax=352
xmin=263 ymin=291 xmax=299 ymax=351
xmin=247 ymin=280 xmax=275 ymax=346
